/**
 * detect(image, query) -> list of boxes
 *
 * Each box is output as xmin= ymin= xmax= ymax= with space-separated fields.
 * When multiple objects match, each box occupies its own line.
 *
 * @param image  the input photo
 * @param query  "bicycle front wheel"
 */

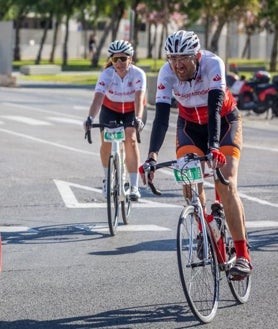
xmin=107 ymin=154 xmax=120 ymax=236
xmin=121 ymin=181 xmax=131 ymax=225
xmin=177 ymin=206 xmax=219 ymax=323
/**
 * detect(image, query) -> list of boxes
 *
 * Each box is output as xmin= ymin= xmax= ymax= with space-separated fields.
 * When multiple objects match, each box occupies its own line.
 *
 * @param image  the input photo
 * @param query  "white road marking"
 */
xmin=244 ymin=143 xmax=278 ymax=153
xmin=54 ymin=179 xmax=180 ymax=209
xmin=47 ymin=117 xmax=82 ymax=125
xmin=72 ymin=224 xmax=171 ymax=232
xmin=0 ymin=128 xmax=98 ymax=156
xmin=0 ymin=115 xmax=51 ymax=126
xmin=246 ymin=221 xmax=278 ymax=228
xmin=3 ymin=102 xmax=80 ymax=119
xmin=73 ymin=105 xmax=88 ymax=111
xmin=0 ymin=226 xmax=38 ymax=233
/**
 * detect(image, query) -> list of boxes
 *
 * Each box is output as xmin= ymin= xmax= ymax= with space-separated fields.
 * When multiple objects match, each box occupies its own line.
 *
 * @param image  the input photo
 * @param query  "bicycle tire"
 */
xmin=177 ymin=206 xmax=219 ymax=323
xmin=107 ymin=154 xmax=120 ymax=236
xmin=121 ymin=180 xmax=131 ymax=224
xmin=225 ymin=233 xmax=252 ymax=303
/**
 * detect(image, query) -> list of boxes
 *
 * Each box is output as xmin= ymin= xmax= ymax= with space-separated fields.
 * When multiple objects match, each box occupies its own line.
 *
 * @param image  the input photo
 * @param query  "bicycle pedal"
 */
xmin=228 ymin=274 xmax=247 ymax=281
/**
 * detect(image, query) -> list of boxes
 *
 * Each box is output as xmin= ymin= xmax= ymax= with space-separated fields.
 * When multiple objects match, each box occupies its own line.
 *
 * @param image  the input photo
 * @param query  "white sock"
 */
xmin=129 ymin=173 xmax=138 ymax=187
xmin=103 ymin=167 xmax=108 ymax=181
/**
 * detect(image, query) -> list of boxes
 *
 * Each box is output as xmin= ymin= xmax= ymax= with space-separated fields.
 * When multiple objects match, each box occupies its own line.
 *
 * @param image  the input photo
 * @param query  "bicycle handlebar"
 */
xmin=85 ymin=121 xmax=141 ymax=144
xmin=144 ymin=153 xmax=229 ymax=195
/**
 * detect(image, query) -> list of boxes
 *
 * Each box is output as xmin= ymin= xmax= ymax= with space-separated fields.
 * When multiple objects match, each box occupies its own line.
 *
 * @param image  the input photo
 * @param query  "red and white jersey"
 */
xmin=94 ymin=65 xmax=146 ymax=113
xmin=156 ymin=50 xmax=237 ymax=124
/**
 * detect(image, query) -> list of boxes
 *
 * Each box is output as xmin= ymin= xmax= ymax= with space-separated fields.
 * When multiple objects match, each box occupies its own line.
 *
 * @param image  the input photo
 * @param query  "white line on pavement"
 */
xmin=0 ymin=128 xmax=98 ymax=156
xmin=54 ymin=179 xmax=180 ymax=209
xmin=0 ymin=115 xmax=52 ymax=126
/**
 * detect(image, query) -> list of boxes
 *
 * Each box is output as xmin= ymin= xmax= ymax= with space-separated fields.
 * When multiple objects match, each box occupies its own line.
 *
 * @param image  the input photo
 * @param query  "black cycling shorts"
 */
xmin=176 ymin=108 xmax=242 ymax=159
xmin=99 ymin=105 xmax=136 ymax=131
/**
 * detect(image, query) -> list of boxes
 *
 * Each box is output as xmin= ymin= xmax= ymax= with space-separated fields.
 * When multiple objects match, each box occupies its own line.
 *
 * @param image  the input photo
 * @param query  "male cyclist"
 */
xmin=140 ymin=30 xmax=252 ymax=278
xmin=85 ymin=40 xmax=146 ymax=201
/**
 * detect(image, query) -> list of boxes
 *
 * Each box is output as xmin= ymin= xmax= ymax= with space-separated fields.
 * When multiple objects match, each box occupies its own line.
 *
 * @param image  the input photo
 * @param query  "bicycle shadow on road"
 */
xmin=247 ymin=228 xmax=278 ymax=252
xmin=0 ymin=302 xmax=200 ymax=329
xmin=1 ymin=222 xmax=112 ymax=245
xmin=89 ymin=238 xmax=176 ymax=256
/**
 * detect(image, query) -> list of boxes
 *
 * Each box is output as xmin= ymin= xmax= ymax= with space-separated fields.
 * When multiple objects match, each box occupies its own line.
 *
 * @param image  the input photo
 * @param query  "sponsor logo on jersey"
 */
xmin=158 ymin=83 xmax=165 ymax=90
xmin=213 ymin=74 xmax=221 ymax=81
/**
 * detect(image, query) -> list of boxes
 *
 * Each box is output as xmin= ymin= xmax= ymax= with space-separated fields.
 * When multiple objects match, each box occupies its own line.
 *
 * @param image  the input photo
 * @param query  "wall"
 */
xmin=13 ymin=22 xmax=275 ymax=62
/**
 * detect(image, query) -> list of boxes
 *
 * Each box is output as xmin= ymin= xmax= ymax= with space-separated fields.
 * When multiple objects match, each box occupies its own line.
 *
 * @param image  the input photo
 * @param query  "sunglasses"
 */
xmin=111 ymin=56 xmax=129 ymax=63
xmin=167 ymin=55 xmax=195 ymax=63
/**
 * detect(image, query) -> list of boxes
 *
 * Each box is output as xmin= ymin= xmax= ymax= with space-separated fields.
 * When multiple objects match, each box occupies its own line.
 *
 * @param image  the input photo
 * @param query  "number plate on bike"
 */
xmin=104 ymin=126 xmax=125 ymax=142
xmin=173 ymin=158 xmax=203 ymax=184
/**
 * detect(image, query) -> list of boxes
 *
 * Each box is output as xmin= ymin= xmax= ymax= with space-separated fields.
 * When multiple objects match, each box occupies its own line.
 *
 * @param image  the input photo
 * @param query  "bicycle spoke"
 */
xmin=107 ymin=155 xmax=119 ymax=236
xmin=177 ymin=207 xmax=219 ymax=323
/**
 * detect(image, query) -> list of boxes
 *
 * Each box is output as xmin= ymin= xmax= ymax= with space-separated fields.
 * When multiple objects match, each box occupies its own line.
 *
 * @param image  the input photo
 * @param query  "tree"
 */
xmin=11 ymin=0 xmax=32 ymax=61
xmin=0 ymin=0 xmax=13 ymax=20
xmin=260 ymin=0 xmax=278 ymax=71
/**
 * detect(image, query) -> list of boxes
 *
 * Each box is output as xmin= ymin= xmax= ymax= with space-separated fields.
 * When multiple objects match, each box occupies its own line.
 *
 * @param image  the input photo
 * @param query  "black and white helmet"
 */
xmin=164 ymin=30 xmax=201 ymax=56
xmin=108 ymin=40 xmax=134 ymax=56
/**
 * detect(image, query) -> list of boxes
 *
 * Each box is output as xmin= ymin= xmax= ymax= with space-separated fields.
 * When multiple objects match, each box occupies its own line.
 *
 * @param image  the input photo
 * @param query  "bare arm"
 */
xmin=134 ymin=89 xmax=145 ymax=119
xmin=88 ymin=92 xmax=105 ymax=119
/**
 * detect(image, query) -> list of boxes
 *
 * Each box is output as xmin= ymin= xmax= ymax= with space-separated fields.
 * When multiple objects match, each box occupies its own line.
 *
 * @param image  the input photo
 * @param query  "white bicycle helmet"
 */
xmin=165 ymin=30 xmax=201 ymax=56
xmin=108 ymin=40 xmax=134 ymax=57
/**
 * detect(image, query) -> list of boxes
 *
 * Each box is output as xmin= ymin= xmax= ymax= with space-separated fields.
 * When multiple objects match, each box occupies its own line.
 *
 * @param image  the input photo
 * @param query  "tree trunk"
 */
xmin=147 ymin=23 xmax=152 ymax=58
xmin=62 ymin=14 xmax=70 ymax=67
xmin=13 ymin=16 xmax=25 ymax=61
xmin=35 ymin=13 xmax=52 ymax=65
xmin=49 ymin=19 xmax=60 ymax=63
xmin=269 ymin=24 xmax=278 ymax=71
xmin=241 ymin=34 xmax=251 ymax=59
xmin=209 ymin=17 xmax=226 ymax=54
xmin=92 ymin=20 xmax=113 ymax=67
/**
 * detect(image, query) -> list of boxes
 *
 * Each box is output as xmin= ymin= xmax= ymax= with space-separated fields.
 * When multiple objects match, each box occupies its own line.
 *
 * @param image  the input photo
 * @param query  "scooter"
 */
xmin=229 ymin=70 xmax=278 ymax=117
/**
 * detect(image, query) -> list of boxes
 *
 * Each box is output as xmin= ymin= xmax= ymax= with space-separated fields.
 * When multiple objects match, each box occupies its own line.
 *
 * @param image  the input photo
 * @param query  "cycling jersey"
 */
xmin=94 ymin=65 xmax=146 ymax=113
xmin=156 ymin=50 xmax=237 ymax=124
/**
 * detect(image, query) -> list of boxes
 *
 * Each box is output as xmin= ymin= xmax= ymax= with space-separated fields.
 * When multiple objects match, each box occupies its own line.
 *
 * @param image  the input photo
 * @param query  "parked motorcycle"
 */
xmin=229 ymin=70 xmax=278 ymax=117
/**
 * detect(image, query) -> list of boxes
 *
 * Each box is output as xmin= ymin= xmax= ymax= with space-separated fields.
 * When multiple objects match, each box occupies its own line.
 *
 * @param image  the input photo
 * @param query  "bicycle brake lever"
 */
xmin=148 ymin=182 xmax=162 ymax=195
xmin=85 ymin=129 xmax=92 ymax=144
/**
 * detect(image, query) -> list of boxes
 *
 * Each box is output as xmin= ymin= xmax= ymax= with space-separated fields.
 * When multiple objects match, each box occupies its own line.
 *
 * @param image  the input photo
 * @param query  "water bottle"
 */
xmin=210 ymin=202 xmax=225 ymax=263
xmin=211 ymin=202 xmax=224 ymax=234
xmin=207 ymin=214 xmax=221 ymax=242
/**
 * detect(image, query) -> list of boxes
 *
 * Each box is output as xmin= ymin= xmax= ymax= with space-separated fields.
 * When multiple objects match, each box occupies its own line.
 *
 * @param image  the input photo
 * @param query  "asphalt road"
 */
xmin=0 ymin=83 xmax=278 ymax=329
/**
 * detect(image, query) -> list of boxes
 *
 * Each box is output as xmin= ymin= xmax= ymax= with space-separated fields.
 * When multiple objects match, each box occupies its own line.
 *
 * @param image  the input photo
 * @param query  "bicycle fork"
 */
xmin=111 ymin=141 xmax=126 ymax=202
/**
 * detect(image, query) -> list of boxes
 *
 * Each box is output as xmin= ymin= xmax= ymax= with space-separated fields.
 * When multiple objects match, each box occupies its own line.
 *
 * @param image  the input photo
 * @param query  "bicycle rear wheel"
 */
xmin=177 ymin=206 xmax=219 ymax=323
xmin=107 ymin=154 xmax=120 ymax=236
xmin=121 ymin=181 xmax=131 ymax=225
xmin=226 ymin=234 xmax=252 ymax=303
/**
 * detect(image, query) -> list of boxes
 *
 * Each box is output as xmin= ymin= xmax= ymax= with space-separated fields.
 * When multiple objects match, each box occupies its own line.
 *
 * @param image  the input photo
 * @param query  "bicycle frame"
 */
xmin=105 ymin=128 xmax=127 ymax=202
xmin=190 ymin=169 xmax=231 ymax=268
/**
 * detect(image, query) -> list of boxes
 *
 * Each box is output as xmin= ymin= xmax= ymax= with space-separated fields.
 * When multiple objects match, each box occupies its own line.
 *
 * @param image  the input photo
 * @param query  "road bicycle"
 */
xmin=85 ymin=120 xmax=140 ymax=236
xmin=144 ymin=153 xmax=251 ymax=323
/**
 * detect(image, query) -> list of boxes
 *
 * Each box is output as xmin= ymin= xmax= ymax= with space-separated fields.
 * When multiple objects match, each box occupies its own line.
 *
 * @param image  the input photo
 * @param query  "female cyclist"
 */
xmin=85 ymin=40 xmax=146 ymax=201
